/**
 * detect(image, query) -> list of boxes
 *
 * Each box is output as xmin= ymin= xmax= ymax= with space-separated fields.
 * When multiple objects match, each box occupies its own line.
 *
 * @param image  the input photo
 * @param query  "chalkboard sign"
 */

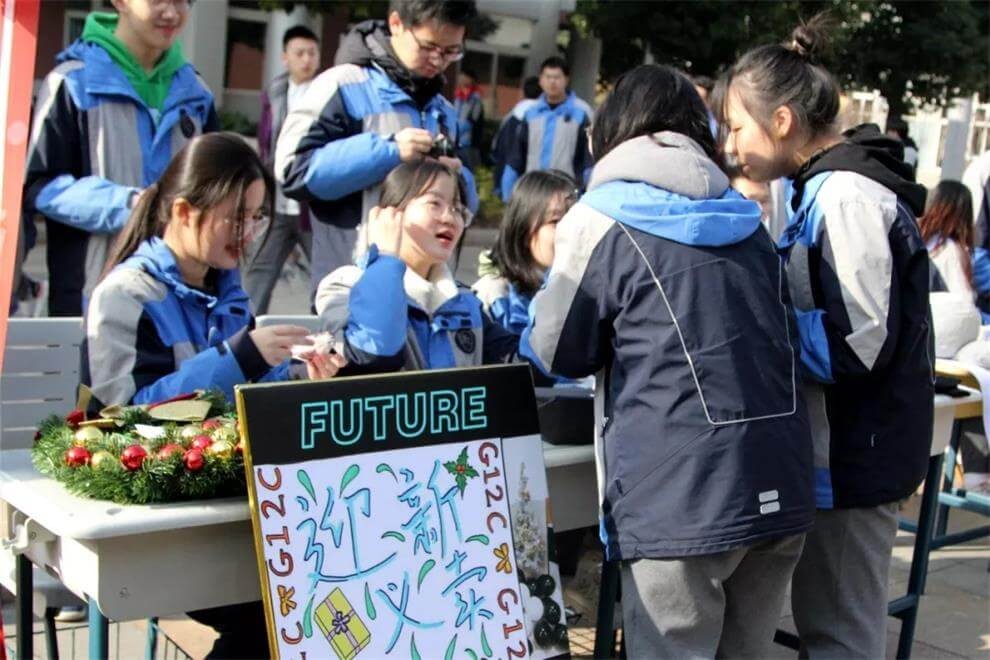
xmin=236 ymin=365 xmax=570 ymax=660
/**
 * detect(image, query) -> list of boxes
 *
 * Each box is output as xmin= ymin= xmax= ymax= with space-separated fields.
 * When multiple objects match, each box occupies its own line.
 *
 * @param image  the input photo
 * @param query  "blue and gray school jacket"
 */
xmin=472 ymin=273 xmax=532 ymax=336
xmin=454 ymin=91 xmax=484 ymax=150
xmin=274 ymin=55 xmax=478 ymax=235
xmin=780 ymin=150 xmax=934 ymax=509
xmin=81 ymin=238 xmax=291 ymax=408
xmin=522 ymin=132 xmax=815 ymax=560
xmin=501 ymin=92 xmax=593 ymax=202
xmin=23 ymin=40 xmax=217 ymax=315
xmin=315 ymin=248 xmax=518 ymax=373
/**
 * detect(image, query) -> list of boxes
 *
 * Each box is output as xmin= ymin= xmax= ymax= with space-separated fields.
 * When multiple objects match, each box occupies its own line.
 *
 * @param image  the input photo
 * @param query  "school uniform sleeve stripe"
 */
xmin=817 ymin=173 xmax=897 ymax=373
xmin=85 ymin=269 xmax=152 ymax=406
xmin=521 ymin=203 xmax=615 ymax=377
xmin=276 ymin=65 xmax=401 ymax=202
xmin=315 ymin=261 xmax=407 ymax=372
xmin=24 ymin=64 xmax=137 ymax=234
xmin=501 ymin=119 xmax=529 ymax=202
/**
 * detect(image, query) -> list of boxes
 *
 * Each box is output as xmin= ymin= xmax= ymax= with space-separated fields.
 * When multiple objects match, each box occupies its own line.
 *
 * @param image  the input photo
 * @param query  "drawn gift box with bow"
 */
xmin=313 ymin=588 xmax=372 ymax=660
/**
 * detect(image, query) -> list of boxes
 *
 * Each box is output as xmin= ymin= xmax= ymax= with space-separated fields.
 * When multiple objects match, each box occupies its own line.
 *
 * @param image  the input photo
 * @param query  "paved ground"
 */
xmin=1 ymin=497 xmax=987 ymax=659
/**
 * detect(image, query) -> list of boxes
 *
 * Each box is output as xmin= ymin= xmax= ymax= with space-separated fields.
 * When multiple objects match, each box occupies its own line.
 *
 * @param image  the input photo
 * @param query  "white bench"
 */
xmin=0 ymin=318 xmax=86 ymax=655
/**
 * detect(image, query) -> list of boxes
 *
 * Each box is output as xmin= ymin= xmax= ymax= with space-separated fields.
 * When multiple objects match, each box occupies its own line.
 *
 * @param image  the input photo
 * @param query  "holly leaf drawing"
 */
xmin=444 ymin=446 xmax=479 ymax=497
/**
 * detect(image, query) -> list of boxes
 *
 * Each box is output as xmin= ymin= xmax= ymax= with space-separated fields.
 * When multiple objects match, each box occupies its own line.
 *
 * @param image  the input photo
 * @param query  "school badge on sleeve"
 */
xmin=314 ymin=588 xmax=371 ymax=660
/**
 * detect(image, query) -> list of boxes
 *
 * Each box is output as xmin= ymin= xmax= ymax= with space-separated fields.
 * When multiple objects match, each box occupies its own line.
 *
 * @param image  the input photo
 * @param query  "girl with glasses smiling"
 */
xmin=84 ymin=133 xmax=344 ymax=412
xmin=316 ymin=160 xmax=519 ymax=374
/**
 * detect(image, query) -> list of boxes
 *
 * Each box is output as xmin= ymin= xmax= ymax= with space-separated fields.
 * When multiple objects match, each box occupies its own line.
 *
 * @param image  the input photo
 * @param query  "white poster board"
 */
xmin=238 ymin=365 xmax=569 ymax=660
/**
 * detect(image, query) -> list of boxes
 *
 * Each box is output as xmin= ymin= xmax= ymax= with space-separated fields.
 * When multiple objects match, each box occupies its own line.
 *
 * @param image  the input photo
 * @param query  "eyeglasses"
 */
xmin=407 ymin=29 xmax=464 ymax=62
xmin=416 ymin=197 xmax=470 ymax=225
xmin=150 ymin=0 xmax=193 ymax=10
xmin=223 ymin=213 xmax=271 ymax=240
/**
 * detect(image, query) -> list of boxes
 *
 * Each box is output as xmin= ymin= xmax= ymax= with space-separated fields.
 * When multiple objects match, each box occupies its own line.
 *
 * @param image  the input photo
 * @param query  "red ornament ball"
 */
xmin=184 ymin=448 xmax=205 ymax=472
xmin=189 ymin=435 xmax=213 ymax=452
xmin=65 ymin=409 xmax=86 ymax=430
xmin=201 ymin=419 xmax=222 ymax=432
xmin=234 ymin=441 xmax=244 ymax=456
xmin=64 ymin=446 xmax=91 ymax=467
xmin=120 ymin=444 xmax=148 ymax=471
xmin=157 ymin=443 xmax=184 ymax=460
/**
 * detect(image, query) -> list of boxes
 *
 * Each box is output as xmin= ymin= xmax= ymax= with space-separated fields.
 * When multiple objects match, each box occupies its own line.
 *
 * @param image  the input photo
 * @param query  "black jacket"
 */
xmin=782 ymin=124 xmax=934 ymax=509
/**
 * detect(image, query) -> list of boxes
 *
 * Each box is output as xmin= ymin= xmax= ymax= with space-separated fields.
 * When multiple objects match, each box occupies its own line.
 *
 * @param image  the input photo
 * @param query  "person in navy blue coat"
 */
xmin=523 ymin=65 xmax=815 ymax=658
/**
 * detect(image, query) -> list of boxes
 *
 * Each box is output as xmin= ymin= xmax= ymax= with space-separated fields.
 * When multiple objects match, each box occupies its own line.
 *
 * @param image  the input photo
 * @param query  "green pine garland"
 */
xmin=31 ymin=395 xmax=247 ymax=505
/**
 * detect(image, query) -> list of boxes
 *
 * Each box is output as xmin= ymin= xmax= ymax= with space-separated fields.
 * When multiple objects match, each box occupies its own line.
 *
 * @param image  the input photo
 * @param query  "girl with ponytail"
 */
xmin=83 ymin=132 xmax=345 ymax=414
xmin=723 ymin=15 xmax=932 ymax=657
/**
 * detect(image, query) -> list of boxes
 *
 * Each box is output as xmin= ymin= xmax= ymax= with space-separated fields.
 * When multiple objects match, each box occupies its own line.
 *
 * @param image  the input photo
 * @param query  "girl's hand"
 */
xmin=368 ymin=206 xmax=404 ymax=256
xmin=304 ymin=351 xmax=348 ymax=380
xmin=249 ymin=325 xmax=313 ymax=366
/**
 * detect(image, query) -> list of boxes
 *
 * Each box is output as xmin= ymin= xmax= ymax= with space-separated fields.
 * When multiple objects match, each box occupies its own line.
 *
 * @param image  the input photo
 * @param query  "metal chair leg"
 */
xmin=44 ymin=606 xmax=60 ymax=660
xmin=145 ymin=617 xmax=159 ymax=660
xmin=87 ymin=598 xmax=108 ymax=660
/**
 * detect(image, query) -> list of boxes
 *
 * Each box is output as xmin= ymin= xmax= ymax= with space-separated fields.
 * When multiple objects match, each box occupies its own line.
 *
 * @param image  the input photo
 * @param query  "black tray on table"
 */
xmin=534 ymin=385 xmax=594 ymax=445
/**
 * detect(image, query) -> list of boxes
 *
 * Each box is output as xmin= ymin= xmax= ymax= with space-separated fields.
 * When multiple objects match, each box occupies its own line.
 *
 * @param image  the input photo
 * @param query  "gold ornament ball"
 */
xmin=207 ymin=440 xmax=235 ymax=459
xmin=72 ymin=426 xmax=104 ymax=447
xmin=211 ymin=425 xmax=238 ymax=444
xmin=90 ymin=450 xmax=116 ymax=469
xmin=178 ymin=425 xmax=204 ymax=441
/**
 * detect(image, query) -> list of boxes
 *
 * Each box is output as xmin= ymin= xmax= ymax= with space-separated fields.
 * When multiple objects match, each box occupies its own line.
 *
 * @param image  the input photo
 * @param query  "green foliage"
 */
xmin=219 ymin=110 xmax=258 ymax=137
xmin=32 ymin=400 xmax=244 ymax=505
xmin=472 ymin=162 xmax=505 ymax=228
xmin=574 ymin=0 xmax=989 ymax=115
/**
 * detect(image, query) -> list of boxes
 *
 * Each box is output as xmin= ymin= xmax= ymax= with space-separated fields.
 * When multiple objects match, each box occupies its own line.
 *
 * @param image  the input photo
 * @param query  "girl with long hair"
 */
xmin=84 ymin=132 xmax=343 ymax=412
xmin=474 ymin=169 xmax=577 ymax=335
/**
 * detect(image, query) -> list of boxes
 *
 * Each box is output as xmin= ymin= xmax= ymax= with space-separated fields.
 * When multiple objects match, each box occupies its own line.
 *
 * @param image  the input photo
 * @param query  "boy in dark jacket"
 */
xmin=275 ymin=0 xmax=479 ymax=300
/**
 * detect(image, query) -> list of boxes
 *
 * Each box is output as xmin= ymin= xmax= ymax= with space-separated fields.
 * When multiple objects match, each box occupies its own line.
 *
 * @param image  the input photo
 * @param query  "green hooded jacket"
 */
xmin=82 ymin=12 xmax=186 ymax=112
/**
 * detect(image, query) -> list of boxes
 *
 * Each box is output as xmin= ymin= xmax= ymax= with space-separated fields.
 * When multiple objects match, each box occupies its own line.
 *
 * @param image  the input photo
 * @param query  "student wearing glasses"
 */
xmin=22 ymin=0 xmax=218 ymax=316
xmin=316 ymin=160 xmax=518 ymax=374
xmin=276 ymin=0 xmax=480 ymax=302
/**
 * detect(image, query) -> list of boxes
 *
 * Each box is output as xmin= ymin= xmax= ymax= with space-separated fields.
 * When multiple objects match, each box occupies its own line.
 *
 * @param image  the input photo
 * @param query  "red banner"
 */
xmin=0 ymin=0 xmax=41 ymax=374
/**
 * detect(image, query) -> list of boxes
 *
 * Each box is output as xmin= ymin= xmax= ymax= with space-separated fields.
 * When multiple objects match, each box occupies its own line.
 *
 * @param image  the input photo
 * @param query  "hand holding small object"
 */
xmin=395 ymin=127 xmax=433 ymax=162
xmin=291 ymin=332 xmax=346 ymax=380
xmin=250 ymin=325 xmax=313 ymax=366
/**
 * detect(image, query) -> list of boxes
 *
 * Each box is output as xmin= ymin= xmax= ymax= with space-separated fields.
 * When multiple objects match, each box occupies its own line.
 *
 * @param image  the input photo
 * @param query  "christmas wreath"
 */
xmin=31 ymin=391 xmax=248 ymax=505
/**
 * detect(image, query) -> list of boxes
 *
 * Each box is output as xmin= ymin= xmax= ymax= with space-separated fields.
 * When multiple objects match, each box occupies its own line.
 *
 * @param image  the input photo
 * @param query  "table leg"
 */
xmin=892 ymin=452 xmax=943 ymax=659
xmin=934 ymin=421 xmax=962 ymax=541
xmin=16 ymin=554 xmax=33 ymax=660
xmin=87 ymin=598 xmax=108 ymax=660
xmin=145 ymin=617 xmax=159 ymax=660
xmin=593 ymin=559 xmax=620 ymax=659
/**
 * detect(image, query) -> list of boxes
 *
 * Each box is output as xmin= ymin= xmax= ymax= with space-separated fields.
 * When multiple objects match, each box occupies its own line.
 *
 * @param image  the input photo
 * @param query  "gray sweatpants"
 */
xmin=792 ymin=503 xmax=899 ymax=659
xmin=621 ymin=533 xmax=805 ymax=659
xmin=242 ymin=212 xmax=311 ymax=315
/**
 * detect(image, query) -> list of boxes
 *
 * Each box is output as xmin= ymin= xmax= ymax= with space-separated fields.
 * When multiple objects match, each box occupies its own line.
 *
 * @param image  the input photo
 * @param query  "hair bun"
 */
xmin=788 ymin=14 xmax=831 ymax=61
